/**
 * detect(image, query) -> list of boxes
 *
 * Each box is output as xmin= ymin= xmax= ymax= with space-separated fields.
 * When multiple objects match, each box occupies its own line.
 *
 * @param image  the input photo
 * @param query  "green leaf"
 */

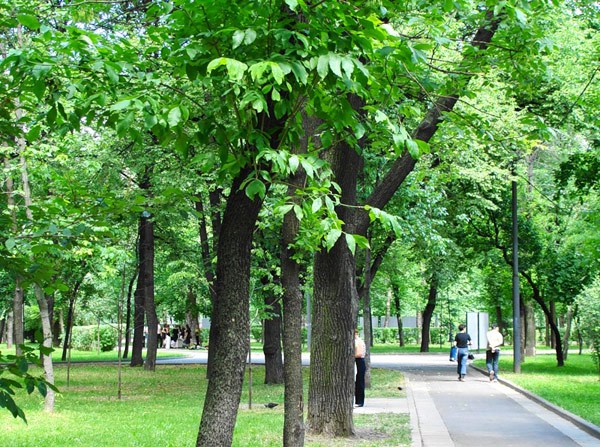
xmin=289 ymin=154 xmax=299 ymax=173
xmin=406 ymin=139 xmax=420 ymax=159
xmin=232 ymin=30 xmax=245 ymax=49
xmin=290 ymin=62 xmax=308 ymax=84
xmin=311 ymin=197 xmax=322 ymax=213
xmin=325 ymin=229 xmax=342 ymax=251
xmin=37 ymin=381 xmax=47 ymax=398
xmin=328 ymin=54 xmax=342 ymax=77
xmin=25 ymin=125 xmax=41 ymax=143
xmin=341 ymin=58 xmax=354 ymax=78
xmin=245 ymin=179 xmax=266 ymax=199
xmin=168 ymin=106 xmax=182 ymax=127
xmin=244 ymin=29 xmax=257 ymax=45
xmin=270 ymin=63 xmax=285 ymax=85
xmin=5 ymin=238 xmax=16 ymax=250
xmin=110 ymin=99 xmax=131 ymax=111
xmin=345 ymin=233 xmax=356 ymax=255
xmin=284 ymin=0 xmax=298 ymax=9
xmin=317 ymin=54 xmax=329 ymax=79
xmin=17 ymin=14 xmax=40 ymax=30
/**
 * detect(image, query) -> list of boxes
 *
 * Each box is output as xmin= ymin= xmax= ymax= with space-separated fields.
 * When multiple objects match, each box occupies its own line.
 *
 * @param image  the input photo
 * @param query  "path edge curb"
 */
xmin=470 ymin=364 xmax=600 ymax=440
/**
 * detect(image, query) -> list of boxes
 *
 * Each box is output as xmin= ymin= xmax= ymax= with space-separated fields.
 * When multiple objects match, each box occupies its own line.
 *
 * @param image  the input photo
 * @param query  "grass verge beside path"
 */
xmin=474 ymin=353 xmax=600 ymax=427
xmin=1 ymin=343 xmax=191 ymax=362
xmin=1 ymin=363 xmax=410 ymax=447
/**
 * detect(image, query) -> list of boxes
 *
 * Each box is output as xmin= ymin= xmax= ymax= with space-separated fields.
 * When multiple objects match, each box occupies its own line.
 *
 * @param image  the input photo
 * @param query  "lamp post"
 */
xmin=512 ymin=177 xmax=521 ymax=373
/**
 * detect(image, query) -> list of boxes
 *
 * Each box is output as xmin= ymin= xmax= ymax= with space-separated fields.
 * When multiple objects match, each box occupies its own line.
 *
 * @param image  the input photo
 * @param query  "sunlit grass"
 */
xmin=474 ymin=353 xmax=600 ymax=427
xmin=1 ymin=363 xmax=409 ymax=446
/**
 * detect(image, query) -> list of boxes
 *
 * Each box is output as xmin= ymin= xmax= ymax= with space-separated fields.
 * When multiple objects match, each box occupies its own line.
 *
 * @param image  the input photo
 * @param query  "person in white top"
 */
xmin=354 ymin=329 xmax=366 ymax=407
xmin=486 ymin=324 xmax=504 ymax=382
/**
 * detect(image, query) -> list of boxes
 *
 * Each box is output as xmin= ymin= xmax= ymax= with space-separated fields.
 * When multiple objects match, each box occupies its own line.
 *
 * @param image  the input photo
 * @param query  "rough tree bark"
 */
xmin=130 ymin=261 xmax=145 ymax=366
xmin=307 ymin=94 xmax=363 ymax=437
xmin=280 ymin=112 xmax=315 ymax=447
xmin=263 ymin=292 xmax=284 ymax=385
xmin=307 ymin=13 xmax=500 ymax=436
xmin=139 ymin=209 xmax=158 ymax=371
xmin=196 ymin=167 xmax=265 ymax=447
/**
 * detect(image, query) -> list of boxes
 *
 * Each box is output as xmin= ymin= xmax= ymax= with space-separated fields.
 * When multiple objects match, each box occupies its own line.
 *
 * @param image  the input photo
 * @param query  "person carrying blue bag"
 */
xmin=449 ymin=344 xmax=457 ymax=362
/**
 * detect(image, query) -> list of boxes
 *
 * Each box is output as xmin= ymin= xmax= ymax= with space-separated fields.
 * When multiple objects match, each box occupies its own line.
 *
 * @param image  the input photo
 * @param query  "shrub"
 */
xmin=71 ymin=325 xmax=117 ymax=352
xmin=575 ymin=277 xmax=600 ymax=378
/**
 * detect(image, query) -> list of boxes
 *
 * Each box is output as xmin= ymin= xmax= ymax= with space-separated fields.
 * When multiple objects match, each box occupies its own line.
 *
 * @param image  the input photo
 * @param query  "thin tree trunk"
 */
xmin=522 ymin=272 xmax=564 ymax=366
xmin=140 ymin=212 xmax=158 ymax=371
xmin=384 ymin=288 xmax=392 ymax=328
xmin=562 ymin=305 xmax=573 ymax=361
xmin=420 ymin=276 xmax=438 ymax=353
xmin=185 ymin=286 xmax=199 ymax=346
xmin=525 ymin=301 xmax=536 ymax=357
xmin=550 ymin=301 xmax=557 ymax=349
xmin=196 ymin=167 xmax=265 ymax=447
xmin=61 ymin=278 xmax=83 ymax=361
xmin=393 ymin=285 xmax=405 ymax=347
xmin=131 ymin=240 xmax=145 ymax=367
xmin=123 ymin=267 xmax=138 ymax=360
xmin=280 ymin=111 xmax=314 ymax=447
xmin=7 ymin=310 xmax=14 ymax=349
xmin=5 ymin=156 xmax=24 ymax=355
xmin=34 ymin=285 xmax=55 ymax=412
xmin=361 ymin=242 xmax=372 ymax=389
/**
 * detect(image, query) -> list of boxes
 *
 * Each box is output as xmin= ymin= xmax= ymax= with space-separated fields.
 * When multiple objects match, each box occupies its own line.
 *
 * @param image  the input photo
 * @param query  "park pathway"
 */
xmin=382 ymin=353 xmax=600 ymax=447
xmin=157 ymin=350 xmax=600 ymax=447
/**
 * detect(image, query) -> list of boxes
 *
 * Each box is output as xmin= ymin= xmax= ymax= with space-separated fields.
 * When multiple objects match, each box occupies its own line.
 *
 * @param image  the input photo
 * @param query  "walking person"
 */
xmin=454 ymin=324 xmax=471 ymax=381
xmin=354 ymin=329 xmax=366 ymax=407
xmin=486 ymin=324 xmax=504 ymax=382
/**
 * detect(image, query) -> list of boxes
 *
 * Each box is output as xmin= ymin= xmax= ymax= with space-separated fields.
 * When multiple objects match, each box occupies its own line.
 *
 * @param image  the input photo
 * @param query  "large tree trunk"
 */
xmin=263 ymin=294 xmax=284 ymax=385
xmin=197 ymin=189 xmax=220 ymax=380
xmin=196 ymin=168 xmax=265 ymax=447
xmin=131 ymin=235 xmax=145 ymax=366
xmin=130 ymin=264 xmax=145 ymax=366
xmin=307 ymin=94 xmax=363 ymax=437
xmin=420 ymin=275 xmax=438 ymax=352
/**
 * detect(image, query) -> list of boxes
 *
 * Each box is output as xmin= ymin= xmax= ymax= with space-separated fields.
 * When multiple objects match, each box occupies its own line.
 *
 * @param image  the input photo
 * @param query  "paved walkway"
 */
xmin=383 ymin=353 xmax=600 ymax=447
xmin=157 ymin=350 xmax=600 ymax=446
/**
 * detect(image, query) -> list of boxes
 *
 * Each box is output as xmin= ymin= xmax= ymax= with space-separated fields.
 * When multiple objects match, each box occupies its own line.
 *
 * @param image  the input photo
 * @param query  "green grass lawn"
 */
xmin=474 ymin=353 xmax=600 ymax=427
xmin=1 ymin=343 xmax=191 ymax=362
xmin=1 ymin=363 xmax=410 ymax=447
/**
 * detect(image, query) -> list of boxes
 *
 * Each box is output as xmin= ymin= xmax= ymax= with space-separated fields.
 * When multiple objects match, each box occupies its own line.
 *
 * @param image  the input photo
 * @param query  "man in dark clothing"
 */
xmin=454 ymin=324 xmax=471 ymax=381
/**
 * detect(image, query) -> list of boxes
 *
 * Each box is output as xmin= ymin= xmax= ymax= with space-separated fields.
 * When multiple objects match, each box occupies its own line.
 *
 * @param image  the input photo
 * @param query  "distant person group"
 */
xmin=452 ymin=322 xmax=504 ymax=382
xmin=145 ymin=324 xmax=203 ymax=349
